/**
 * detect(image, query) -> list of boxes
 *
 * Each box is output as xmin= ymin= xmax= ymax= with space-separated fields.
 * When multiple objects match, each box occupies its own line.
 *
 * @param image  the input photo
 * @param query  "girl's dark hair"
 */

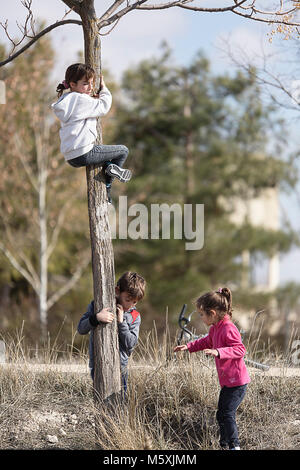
xmin=116 ymin=272 xmax=146 ymax=301
xmin=56 ymin=63 xmax=95 ymax=98
xmin=196 ymin=287 xmax=233 ymax=318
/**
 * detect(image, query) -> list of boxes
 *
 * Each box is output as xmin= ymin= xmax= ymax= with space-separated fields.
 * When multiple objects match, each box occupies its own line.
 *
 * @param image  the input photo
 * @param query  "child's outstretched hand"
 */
xmin=203 ymin=349 xmax=219 ymax=357
xmin=96 ymin=307 xmax=114 ymax=323
xmin=173 ymin=344 xmax=188 ymax=352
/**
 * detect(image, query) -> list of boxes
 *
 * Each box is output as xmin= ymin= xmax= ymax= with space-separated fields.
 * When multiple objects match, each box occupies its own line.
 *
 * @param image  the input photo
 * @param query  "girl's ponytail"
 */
xmin=218 ymin=287 xmax=233 ymax=318
xmin=56 ymin=80 xmax=69 ymax=98
xmin=197 ymin=286 xmax=233 ymax=319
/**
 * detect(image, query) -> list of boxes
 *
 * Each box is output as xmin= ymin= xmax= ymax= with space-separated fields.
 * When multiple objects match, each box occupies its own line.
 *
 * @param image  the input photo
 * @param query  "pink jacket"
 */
xmin=187 ymin=315 xmax=250 ymax=388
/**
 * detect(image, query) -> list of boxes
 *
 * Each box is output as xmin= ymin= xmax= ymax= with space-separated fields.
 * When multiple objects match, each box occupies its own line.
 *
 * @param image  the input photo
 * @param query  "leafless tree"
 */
xmin=1 ymin=1 xmax=300 ymax=68
xmin=0 ymin=76 xmax=91 ymax=341
xmin=1 ymin=0 xmax=299 ymax=403
xmin=218 ymin=32 xmax=300 ymax=111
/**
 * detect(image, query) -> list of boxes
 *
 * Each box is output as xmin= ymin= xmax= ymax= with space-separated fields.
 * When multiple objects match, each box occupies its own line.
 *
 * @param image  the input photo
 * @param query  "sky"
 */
xmin=1 ymin=0 xmax=300 ymax=287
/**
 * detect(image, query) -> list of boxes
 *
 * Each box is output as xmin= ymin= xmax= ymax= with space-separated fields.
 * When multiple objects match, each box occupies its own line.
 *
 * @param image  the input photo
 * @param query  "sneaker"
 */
xmin=105 ymin=163 xmax=132 ymax=183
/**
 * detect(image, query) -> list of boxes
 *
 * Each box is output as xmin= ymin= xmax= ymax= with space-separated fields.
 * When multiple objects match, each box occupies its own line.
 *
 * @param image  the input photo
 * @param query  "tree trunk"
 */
xmin=80 ymin=2 xmax=121 ymax=403
xmin=80 ymin=1 xmax=121 ymax=402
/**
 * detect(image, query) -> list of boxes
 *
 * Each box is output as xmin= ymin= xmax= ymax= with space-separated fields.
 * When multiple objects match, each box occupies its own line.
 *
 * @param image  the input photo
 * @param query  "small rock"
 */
xmin=71 ymin=414 xmax=78 ymax=425
xmin=60 ymin=428 xmax=66 ymax=436
xmin=291 ymin=420 xmax=300 ymax=427
xmin=47 ymin=434 xmax=58 ymax=444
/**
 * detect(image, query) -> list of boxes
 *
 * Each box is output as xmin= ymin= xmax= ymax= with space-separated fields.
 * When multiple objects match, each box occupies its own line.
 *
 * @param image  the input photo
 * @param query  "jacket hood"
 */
xmin=51 ymin=93 xmax=73 ymax=123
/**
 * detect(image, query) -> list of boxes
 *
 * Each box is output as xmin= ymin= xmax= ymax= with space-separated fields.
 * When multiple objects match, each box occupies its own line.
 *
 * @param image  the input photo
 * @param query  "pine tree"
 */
xmin=110 ymin=46 xmax=298 ymax=328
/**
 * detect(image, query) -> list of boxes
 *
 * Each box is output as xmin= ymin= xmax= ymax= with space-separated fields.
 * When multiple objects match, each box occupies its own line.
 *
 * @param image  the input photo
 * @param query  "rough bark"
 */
xmin=80 ymin=1 xmax=121 ymax=403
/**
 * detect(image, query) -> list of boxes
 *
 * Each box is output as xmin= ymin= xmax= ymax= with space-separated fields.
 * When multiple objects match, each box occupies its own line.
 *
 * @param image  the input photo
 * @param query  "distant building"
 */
xmin=220 ymin=185 xmax=282 ymax=334
xmin=228 ymin=186 xmax=280 ymax=292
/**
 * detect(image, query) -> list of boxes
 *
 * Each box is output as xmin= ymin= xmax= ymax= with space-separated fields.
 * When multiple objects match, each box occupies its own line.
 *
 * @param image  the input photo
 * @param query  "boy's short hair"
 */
xmin=117 ymin=272 xmax=146 ymax=301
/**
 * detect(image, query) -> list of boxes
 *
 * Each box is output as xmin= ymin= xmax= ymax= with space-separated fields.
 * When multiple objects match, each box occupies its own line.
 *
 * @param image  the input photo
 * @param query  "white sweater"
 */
xmin=51 ymin=86 xmax=112 ymax=160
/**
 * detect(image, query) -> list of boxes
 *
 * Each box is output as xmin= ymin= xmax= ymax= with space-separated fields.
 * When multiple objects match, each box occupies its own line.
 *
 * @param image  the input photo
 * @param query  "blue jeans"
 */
xmin=121 ymin=366 xmax=128 ymax=396
xmin=68 ymin=144 xmax=129 ymax=185
xmin=216 ymin=384 xmax=247 ymax=449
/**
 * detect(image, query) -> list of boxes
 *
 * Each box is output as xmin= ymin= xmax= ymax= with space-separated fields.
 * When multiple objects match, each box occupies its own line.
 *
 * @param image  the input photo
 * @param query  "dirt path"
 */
xmin=1 ymin=362 xmax=300 ymax=377
xmin=250 ymin=366 xmax=300 ymax=377
xmin=0 ymin=363 xmax=89 ymax=373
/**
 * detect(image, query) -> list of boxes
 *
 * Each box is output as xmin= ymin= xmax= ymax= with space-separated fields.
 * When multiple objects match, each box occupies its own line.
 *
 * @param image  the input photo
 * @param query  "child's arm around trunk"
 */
xmin=77 ymin=301 xmax=114 ymax=335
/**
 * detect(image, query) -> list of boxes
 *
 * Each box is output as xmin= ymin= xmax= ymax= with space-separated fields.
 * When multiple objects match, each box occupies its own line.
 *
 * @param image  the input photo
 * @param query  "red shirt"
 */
xmin=187 ymin=315 xmax=251 ymax=388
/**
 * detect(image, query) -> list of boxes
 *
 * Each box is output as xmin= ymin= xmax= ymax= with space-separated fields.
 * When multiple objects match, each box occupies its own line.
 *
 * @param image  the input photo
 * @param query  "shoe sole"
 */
xmin=105 ymin=164 xmax=132 ymax=183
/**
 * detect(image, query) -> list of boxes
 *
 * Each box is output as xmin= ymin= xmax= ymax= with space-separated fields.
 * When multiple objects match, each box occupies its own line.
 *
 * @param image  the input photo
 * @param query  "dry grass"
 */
xmin=0 ymin=326 xmax=299 ymax=450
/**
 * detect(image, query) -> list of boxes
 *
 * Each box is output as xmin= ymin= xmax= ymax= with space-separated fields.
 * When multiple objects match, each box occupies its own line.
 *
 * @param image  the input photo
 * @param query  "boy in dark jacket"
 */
xmin=77 ymin=271 xmax=146 ymax=394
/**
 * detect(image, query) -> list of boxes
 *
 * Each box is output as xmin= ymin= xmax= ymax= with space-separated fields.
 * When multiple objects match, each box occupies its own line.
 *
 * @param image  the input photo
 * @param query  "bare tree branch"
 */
xmin=61 ymin=6 xmax=76 ymax=21
xmin=219 ymin=35 xmax=300 ymax=113
xmin=1 ymin=0 xmax=300 ymax=68
xmin=2 ymin=223 xmax=40 ymax=291
xmin=98 ymin=0 xmax=300 ymax=31
xmin=16 ymin=0 xmax=36 ymax=38
xmin=46 ymin=198 xmax=74 ymax=260
xmin=232 ymin=10 xmax=300 ymax=27
xmin=98 ymin=0 xmax=149 ymax=28
xmin=61 ymin=0 xmax=84 ymax=15
xmin=136 ymin=0 xmax=247 ymax=12
xmin=98 ymin=0 xmax=127 ymax=23
xmin=98 ymin=0 xmax=244 ymax=29
xmin=231 ymin=0 xmax=300 ymax=25
xmin=99 ymin=17 xmax=122 ymax=36
xmin=13 ymin=134 xmax=39 ymax=192
xmin=1 ymin=1 xmax=36 ymax=58
xmin=46 ymin=255 xmax=90 ymax=310
xmin=0 ymin=241 xmax=40 ymax=295
xmin=0 ymin=19 xmax=82 ymax=67
xmin=17 ymin=250 xmax=41 ymax=289
xmin=238 ymin=0 xmax=293 ymax=16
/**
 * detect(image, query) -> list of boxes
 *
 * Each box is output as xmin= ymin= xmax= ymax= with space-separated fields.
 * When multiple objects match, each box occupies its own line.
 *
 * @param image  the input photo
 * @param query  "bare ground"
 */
xmin=0 ymin=360 xmax=299 ymax=450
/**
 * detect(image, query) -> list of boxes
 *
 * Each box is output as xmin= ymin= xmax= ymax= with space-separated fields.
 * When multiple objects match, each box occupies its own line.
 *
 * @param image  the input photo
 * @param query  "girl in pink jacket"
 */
xmin=174 ymin=287 xmax=250 ymax=450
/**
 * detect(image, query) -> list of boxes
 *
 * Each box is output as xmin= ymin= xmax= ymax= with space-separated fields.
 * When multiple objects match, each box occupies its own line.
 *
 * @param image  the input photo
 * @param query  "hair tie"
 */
xmin=218 ymin=287 xmax=223 ymax=294
xmin=62 ymin=80 xmax=69 ymax=89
